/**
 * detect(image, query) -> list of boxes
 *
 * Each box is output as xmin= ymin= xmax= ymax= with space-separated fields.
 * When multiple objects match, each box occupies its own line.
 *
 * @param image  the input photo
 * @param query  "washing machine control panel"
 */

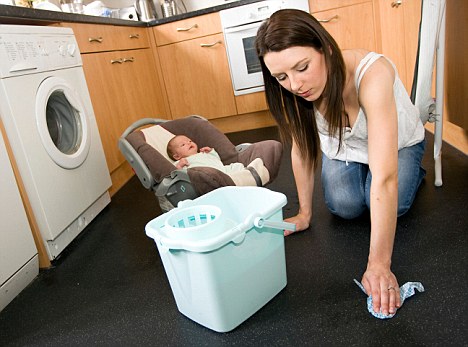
xmin=0 ymin=27 xmax=82 ymax=78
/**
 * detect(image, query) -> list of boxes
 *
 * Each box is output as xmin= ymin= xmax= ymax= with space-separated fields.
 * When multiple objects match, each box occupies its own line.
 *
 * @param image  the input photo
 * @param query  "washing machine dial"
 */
xmin=58 ymin=44 xmax=66 ymax=56
xmin=67 ymin=43 xmax=77 ymax=57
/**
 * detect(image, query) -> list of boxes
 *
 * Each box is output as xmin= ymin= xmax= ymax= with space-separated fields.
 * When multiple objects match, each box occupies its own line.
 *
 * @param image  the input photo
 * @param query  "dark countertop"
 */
xmin=0 ymin=0 xmax=261 ymax=27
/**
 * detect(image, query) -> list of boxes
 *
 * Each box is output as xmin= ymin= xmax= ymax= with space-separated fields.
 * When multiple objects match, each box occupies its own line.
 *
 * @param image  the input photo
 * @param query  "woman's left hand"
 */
xmin=361 ymin=264 xmax=401 ymax=316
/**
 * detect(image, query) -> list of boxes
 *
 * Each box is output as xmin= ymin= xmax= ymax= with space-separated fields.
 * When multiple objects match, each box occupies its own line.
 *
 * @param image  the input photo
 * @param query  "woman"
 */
xmin=255 ymin=9 xmax=426 ymax=316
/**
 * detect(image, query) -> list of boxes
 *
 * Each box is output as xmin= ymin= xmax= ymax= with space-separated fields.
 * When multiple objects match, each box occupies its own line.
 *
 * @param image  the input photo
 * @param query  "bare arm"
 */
xmin=358 ymin=57 xmax=401 ymax=315
xmin=284 ymin=140 xmax=315 ymax=235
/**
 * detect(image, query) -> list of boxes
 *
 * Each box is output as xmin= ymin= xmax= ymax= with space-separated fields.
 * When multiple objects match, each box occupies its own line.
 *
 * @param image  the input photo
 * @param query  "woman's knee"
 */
xmin=324 ymin=189 xmax=367 ymax=219
xmin=397 ymin=186 xmax=420 ymax=217
xmin=321 ymin=157 xmax=368 ymax=219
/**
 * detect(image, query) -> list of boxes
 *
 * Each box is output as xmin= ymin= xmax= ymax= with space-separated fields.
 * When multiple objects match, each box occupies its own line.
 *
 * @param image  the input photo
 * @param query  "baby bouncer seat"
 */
xmin=118 ymin=116 xmax=283 ymax=211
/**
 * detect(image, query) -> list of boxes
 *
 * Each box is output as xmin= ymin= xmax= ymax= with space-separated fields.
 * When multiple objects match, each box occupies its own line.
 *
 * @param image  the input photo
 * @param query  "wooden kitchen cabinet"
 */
xmin=310 ymin=0 xmax=376 ymax=51
xmin=153 ymin=12 xmax=222 ymax=46
xmin=309 ymin=0 xmax=420 ymax=92
xmin=374 ymin=0 xmax=421 ymax=92
xmin=310 ymin=0 xmax=369 ymax=11
xmin=64 ymin=22 xmax=168 ymax=195
xmin=375 ymin=0 xmax=467 ymax=153
xmin=81 ymin=49 xmax=165 ymax=170
xmin=235 ymin=92 xmax=268 ymax=115
xmin=444 ymin=0 xmax=468 ymax=133
xmin=310 ymin=1 xmax=465 ymax=153
xmin=153 ymin=13 xmax=237 ymax=120
xmin=68 ymin=23 xmax=149 ymax=53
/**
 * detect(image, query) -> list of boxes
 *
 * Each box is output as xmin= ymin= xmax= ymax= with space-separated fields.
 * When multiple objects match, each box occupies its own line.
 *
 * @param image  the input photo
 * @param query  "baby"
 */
xmin=166 ymin=135 xmax=269 ymax=186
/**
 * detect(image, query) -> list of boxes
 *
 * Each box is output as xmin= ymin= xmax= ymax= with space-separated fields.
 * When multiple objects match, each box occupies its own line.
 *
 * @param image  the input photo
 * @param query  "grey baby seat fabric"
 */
xmin=118 ymin=116 xmax=283 ymax=211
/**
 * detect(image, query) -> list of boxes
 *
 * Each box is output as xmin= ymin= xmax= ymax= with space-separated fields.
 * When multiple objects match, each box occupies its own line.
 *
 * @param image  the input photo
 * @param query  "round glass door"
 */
xmin=46 ymin=90 xmax=82 ymax=155
xmin=36 ymin=77 xmax=91 ymax=169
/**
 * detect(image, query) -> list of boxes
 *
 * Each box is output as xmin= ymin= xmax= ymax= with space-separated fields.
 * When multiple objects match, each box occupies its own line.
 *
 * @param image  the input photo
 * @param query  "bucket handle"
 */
xmin=253 ymin=217 xmax=296 ymax=232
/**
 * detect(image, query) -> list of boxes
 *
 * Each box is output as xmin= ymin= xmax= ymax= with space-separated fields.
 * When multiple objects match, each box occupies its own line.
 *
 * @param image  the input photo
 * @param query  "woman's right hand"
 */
xmin=284 ymin=212 xmax=311 ymax=236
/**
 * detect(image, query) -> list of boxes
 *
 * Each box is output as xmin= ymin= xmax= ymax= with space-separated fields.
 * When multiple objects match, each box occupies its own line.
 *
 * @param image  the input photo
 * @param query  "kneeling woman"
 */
xmin=255 ymin=9 xmax=426 ymax=316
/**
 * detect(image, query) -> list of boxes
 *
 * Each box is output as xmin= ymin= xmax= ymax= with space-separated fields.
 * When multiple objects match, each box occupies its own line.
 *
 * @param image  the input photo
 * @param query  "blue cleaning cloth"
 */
xmin=353 ymin=279 xmax=425 ymax=319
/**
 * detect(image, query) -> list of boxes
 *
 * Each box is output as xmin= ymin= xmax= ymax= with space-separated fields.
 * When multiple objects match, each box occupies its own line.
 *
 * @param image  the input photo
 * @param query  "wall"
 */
xmin=182 ymin=0 xmax=241 ymax=12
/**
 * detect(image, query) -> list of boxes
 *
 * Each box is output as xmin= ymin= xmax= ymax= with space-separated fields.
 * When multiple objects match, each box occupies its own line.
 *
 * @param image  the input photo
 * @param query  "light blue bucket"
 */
xmin=145 ymin=186 xmax=293 ymax=332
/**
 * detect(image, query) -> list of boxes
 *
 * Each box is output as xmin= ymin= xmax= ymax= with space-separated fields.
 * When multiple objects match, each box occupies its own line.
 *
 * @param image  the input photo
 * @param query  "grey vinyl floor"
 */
xmin=1 ymin=127 xmax=467 ymax=346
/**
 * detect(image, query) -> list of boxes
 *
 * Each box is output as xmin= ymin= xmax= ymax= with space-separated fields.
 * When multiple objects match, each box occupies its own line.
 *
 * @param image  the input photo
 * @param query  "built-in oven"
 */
xmin=220 ymin=0 xmax=309 ymax=96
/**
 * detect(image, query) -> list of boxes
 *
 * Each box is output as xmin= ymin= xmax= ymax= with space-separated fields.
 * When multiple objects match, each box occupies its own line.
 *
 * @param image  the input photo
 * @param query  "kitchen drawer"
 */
xmin=312 ymin=1 xmax=376 ymax=51
xmin=309 ymin=0 xmax=370 ymax=13
xmin=65 ymin=23 xmax=149 ymax=53
xmin=235 ymin=92 xmax=268 ymax=115
xmin=153 ymin=12 xmax=222 ymax=46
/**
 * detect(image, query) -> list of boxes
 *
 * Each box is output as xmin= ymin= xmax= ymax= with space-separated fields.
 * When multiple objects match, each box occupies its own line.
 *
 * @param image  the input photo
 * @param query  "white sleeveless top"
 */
xmin=316 ymin=52 xmax=425 ymax=164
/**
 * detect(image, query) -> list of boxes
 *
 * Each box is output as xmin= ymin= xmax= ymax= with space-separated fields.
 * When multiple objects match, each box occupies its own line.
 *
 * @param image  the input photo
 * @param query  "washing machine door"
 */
xmin=36 ymin=77 xmax=91 ymax=169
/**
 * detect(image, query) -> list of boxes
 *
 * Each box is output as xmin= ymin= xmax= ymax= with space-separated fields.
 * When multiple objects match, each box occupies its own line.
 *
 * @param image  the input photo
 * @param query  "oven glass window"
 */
xmin=242 ymin=36 xmax=261 ymax=74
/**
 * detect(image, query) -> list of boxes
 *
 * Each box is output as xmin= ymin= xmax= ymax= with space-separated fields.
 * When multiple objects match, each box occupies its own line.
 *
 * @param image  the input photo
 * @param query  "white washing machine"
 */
xmin=0 ymin=25 xmax=112 ymax=260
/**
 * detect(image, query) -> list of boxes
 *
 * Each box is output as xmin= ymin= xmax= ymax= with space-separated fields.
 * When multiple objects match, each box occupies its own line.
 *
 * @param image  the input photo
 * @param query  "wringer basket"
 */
xmin=145 ymin=186 xmax=294 ymax=332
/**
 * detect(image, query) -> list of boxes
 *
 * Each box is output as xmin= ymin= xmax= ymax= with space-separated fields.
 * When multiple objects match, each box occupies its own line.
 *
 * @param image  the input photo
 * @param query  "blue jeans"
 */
xmin=321 ymin=140 xmax=426 ymax=219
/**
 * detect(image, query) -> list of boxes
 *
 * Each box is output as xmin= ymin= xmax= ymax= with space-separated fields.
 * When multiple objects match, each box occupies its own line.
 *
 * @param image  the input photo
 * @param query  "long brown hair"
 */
xmin=255 ymin=9 xmax=346 ymax=168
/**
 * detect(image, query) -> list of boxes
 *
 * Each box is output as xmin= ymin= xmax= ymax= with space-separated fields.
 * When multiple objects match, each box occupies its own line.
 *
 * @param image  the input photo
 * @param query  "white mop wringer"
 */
xmin=145 ymin=186 xmax=294 ymax=332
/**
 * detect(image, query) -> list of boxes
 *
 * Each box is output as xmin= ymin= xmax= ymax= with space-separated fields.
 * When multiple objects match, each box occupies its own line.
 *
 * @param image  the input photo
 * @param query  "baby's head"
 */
xmin=167 ymin=135 xmax=198 ymax=161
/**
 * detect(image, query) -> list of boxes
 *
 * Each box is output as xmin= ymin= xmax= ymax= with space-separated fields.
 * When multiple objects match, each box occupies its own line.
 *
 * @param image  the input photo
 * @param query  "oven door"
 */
xmin=224 ymin=22 xmax=265 ymax=95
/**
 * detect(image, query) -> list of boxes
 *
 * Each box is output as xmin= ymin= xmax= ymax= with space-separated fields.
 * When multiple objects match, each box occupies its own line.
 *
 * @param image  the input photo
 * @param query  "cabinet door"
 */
xmin=376 ymin=0 xmax=421 ymax=91
xmin=118 ymin=49 xmax=169 ymax=125
xmin=82 ymin=52 xmax=125 ymax=172
xmin=313 ymin=1 xmax=376 ymax=51
xmin=82 ymin=48 xmax=167 ymax=172
xmin=158 ymin=33 xmax=237 ymax=119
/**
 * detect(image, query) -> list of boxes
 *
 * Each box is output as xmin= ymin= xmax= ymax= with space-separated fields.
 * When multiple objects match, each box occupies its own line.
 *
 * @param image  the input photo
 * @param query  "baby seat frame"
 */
xmin=118 ymin=116 xmax=281 ymax=211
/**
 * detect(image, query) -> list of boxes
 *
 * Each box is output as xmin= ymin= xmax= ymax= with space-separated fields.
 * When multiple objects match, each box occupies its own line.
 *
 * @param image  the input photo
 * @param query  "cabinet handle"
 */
xmin=123 ymin=57 xmax=135 ymax=63
xmin=200 ymin=40 xmax=222 ymax=47
xmin=129 ymin=34 xmax=140 ymax=39
xmin=111 ymin=59 xmax=123 ymax=64
xmin=317 ymin=15 xmax=338 ymax=23
xmin=391 ymin=0 xmax=402 ymax=8
xmin=88 ymin=37 xmax=103 ymax=43
xmin=176 ymin=24 xmax=199 ymax=32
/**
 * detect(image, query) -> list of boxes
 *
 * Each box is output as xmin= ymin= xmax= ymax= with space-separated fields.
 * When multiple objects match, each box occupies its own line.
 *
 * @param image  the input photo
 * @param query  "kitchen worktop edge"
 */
xmin=0 ymin=0 xmax=261 ymax=27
